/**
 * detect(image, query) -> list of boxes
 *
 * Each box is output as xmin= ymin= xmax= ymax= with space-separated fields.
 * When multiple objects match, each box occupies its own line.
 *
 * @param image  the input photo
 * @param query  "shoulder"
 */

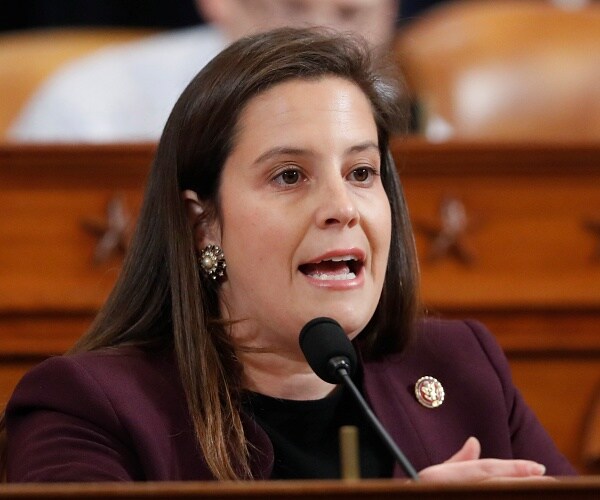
xmin=7 ymin=346 xmax=182 ymax=426
xmin=5 ymin=347 xmax=207 ymax=481
xmin=415 ymin=318 xmax=513 ymax=389
xmin=16 ymin=345 xmax=173 ymax=382
xmin=79 ymin=25 xmax=225 ymax=71
xmin=9 ymin=25 xmax=226 ymax=142
xmin=415 ymin=316 xmax=499 ymax=348
xmin=414 ymin=317 xmax=508 ymax=365
xmin=20 ymin=24 xmax=222 ymax=87
xmin=20 ymin=24 xmax=224 ymax=93
xmin=364 ymin=317 xmax=515 ymax=415
xmin=380 ymin=317 xmax=508 ymax=372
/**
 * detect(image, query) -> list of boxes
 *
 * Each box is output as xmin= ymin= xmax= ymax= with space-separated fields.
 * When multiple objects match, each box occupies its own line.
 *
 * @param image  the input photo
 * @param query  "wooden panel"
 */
xmin=510 ymin=358 xmax=600 ymax=474
xmin=0 ymin=144 xmax=151 ymax=312
xmin=392 ymin=140 xmax=600 ymax=310
xmin=407 ymin=175 xmax=600 ymax=308
xmin=434 ymin=310 xmax=600 ymax=354
xmin=0 ymin=190 xmax=140 ymax=311
xmin=0 ymin=315 xmax=93 ymax=356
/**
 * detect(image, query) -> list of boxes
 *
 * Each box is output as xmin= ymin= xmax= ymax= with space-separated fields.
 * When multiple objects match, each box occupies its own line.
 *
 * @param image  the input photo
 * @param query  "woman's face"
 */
xmin=210 ymin=76 xmax=391 ymax=358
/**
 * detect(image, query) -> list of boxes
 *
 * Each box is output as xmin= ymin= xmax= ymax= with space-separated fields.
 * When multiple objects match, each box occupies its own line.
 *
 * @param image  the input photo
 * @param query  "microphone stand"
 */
xmin=330 ymin=357 xmax=420 ymax=481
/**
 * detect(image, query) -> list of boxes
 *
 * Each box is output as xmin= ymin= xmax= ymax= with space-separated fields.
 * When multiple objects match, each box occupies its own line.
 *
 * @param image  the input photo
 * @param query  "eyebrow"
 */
xmin=346 ymin=141 xmax=379 ymax=155
xmin=251 ymin=141 xmax=379 ymax=166
xmin=252 ymin=147 xmax=313 ymax=166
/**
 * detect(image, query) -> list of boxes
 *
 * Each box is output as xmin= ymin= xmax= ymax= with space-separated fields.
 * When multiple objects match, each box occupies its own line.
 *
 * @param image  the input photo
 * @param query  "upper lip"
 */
xmin=300 ymin=248 xmax=366 ymax=266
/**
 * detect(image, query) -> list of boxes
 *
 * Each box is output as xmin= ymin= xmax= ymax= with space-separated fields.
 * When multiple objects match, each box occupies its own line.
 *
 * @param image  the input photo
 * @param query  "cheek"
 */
xmin=368 ymin=199 xmax=392 ymax=284
xmin=378 ymin=217 xmax=392 ymax=274
xmin=382 ymin=204 xmax=393 ymax=252
xmin=367 ymin=194 xmax=392 ymax=253
xmin=221 ymin=204 xmax=294 ymax=281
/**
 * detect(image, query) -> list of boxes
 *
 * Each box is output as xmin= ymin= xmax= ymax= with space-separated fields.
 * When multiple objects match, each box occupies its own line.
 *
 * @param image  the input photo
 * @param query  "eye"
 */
xmin=348 ymin=166 xmax=377 ymax=184
xmin=272 ymin=167 xmax=304 ymax=187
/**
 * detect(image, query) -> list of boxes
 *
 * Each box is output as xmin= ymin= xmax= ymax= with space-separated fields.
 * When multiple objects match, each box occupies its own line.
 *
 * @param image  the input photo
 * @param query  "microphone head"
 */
xmin=299 ymin=317 xmax=357 ymax=384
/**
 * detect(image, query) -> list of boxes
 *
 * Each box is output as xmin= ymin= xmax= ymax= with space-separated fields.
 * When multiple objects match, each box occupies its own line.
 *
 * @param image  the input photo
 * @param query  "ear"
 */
xmin=181 ymin=189 xmax=221 ymax=252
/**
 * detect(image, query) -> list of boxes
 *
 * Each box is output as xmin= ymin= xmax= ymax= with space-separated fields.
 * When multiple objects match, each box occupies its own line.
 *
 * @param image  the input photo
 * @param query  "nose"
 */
xmin=315 ymin=177 xmax=359 ymax=229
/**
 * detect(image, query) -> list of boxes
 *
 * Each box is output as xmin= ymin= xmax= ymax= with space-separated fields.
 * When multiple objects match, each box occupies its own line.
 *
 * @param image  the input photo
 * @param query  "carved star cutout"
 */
xmin=82 ymin=194 xmax=132 ymax=264
xmin=585 ymin=218 xmax=600 ymax=261
xmin=414 ymin=195 xmax=479 ymax=266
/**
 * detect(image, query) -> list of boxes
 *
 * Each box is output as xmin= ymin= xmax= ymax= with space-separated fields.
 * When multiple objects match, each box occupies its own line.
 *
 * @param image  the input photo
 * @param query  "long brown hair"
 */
xmin=1 ymin=28 xmax=419 ymax=480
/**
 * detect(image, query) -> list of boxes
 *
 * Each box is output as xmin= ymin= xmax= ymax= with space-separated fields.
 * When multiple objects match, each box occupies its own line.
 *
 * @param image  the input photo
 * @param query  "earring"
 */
xmin=199 ymin=244 xmax=227 ymax=281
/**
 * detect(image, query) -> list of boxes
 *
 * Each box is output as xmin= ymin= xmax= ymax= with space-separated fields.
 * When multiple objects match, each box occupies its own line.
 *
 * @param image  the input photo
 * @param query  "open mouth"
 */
xmin=298 ymin=255 xmax=364 ymax=281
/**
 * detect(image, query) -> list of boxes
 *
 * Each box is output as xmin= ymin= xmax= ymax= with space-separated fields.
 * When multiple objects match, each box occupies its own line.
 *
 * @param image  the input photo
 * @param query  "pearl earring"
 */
xmin=198 ymin=244 xmax=227 ymax=281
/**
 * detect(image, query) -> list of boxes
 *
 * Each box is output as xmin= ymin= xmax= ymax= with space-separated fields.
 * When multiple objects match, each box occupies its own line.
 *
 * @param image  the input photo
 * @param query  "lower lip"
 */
xmin=301 ymin=266 xmax=365 ymax=289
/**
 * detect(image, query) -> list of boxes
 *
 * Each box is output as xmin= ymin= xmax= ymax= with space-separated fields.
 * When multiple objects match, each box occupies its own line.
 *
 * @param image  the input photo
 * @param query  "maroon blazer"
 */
xmin=6 ymin=319 xmax=575 ymax=481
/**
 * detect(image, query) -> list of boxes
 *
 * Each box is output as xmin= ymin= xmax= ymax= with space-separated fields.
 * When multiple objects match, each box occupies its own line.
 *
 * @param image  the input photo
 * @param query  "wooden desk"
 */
xmin=1 ymin=141 xmax=599 ymax=473
xmin=0 ymin=478 xmax=599 ymax=499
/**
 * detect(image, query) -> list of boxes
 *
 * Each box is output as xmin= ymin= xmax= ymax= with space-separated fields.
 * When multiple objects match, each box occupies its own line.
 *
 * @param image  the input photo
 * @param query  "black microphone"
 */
xmin=299 ymin=317 xmax=420 ymax=481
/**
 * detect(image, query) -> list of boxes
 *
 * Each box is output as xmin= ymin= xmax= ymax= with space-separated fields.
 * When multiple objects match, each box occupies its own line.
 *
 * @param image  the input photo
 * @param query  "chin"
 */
xmin=309 ymin=305 xmax=375 ymax=340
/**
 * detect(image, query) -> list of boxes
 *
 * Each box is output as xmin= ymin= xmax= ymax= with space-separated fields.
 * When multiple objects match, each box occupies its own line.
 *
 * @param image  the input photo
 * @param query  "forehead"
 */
xmin=232 ymin=76 xmax=377 ymax=145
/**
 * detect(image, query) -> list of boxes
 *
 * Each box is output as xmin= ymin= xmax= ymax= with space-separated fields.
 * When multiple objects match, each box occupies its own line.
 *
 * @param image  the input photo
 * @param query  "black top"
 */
xmin=244 ymin=384 xmax=393 ymax=479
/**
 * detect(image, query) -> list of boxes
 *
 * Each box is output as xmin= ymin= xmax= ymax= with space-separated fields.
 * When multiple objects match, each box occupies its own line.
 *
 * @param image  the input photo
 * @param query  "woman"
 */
xmin=2 ymin=28 xmax=574 ymax=481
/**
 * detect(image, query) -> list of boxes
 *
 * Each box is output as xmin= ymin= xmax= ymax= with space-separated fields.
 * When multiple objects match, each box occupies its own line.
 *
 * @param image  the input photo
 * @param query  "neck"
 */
xmin=238 ymin=350 xmax=337 ymax=400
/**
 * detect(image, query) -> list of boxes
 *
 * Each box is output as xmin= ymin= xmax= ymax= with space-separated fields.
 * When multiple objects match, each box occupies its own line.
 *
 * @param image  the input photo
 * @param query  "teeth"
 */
xmin=322 ymin=255 xmax=357 ymax=263
xmin=310 ymin=272 xmax=357 ymax=281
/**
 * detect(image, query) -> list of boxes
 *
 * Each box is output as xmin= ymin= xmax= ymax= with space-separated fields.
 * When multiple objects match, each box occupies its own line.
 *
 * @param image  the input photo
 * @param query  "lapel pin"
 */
xmin=415 ymin=376 xmax=445 ymax=408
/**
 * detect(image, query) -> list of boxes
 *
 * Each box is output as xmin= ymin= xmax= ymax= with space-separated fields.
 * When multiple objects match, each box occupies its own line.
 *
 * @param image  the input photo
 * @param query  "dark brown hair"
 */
xmin=1 ymin=27 xmax=419 ymax=480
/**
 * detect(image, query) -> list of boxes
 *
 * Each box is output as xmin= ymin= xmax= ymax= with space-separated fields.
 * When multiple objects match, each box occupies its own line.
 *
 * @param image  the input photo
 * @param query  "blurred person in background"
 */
xmin=8 ymin=0 xmax=399 ymax=143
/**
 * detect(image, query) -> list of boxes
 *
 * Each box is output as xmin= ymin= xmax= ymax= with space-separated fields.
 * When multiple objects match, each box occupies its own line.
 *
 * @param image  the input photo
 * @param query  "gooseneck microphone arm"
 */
xmin=300 ymin=318 xmax=420 ymax=481
xmin=329 ymin=356 xmax=419 ymax=481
